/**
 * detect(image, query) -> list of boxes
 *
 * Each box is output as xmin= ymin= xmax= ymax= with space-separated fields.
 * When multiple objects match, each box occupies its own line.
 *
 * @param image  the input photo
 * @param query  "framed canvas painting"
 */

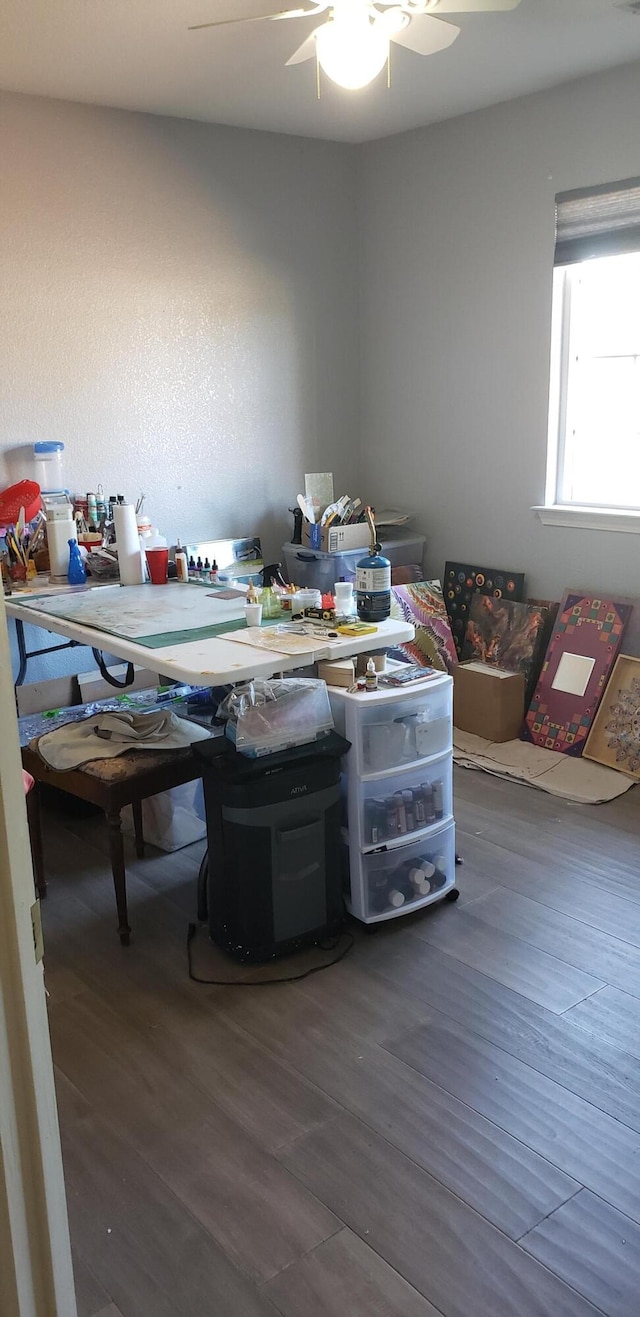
xmin=461 ymin=595 xmax=551 ymax=702
xmin=523 ymin=591 xmax=631 ymax=756
xmin=584 ymin=654 xmax=640 ymax=776
xmin=443 ymin=562 xmax=526 ymax=656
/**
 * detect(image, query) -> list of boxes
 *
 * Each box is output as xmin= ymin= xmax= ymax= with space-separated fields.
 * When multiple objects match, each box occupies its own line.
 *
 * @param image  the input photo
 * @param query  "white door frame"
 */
xmin=0 ymin=589 xmax=77 ymax=1315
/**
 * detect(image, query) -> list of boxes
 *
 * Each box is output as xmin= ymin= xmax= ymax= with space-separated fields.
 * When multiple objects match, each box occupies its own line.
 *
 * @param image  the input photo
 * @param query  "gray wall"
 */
xmin=0 ymin=91 xmax=359 ymax=678
xmin=5 ymin=61 xmax=640 ymax=683
xmin=359 ymin=59 xmax=640 ymax=600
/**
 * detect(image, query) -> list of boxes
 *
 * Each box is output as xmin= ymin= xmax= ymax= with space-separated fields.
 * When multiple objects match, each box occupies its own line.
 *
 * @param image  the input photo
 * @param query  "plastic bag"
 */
xmin=122 ymin=779 xmax=206 ymax=852
xmin=217 ymin=677 xmax=333 ymax=757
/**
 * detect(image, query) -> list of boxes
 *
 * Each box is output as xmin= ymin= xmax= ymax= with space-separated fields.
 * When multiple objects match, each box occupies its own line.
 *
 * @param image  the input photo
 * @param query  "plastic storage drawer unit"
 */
xmin=330 ymin=673 xmax=458 ymax=924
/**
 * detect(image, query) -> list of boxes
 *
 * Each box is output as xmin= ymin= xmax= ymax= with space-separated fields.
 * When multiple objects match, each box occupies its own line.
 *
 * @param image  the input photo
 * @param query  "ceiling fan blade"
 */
xmin=425 ymin=0 xmax=521 ymax=12
xmin=286 ymin=31 xmax=320 ymax=63
xmin=390 ymin=14 xmax=459 ymax=55
xmin=188 ymin=7 xmax=316 ymax=31
xmin=272 ymin=0 xmax=329 ymax=17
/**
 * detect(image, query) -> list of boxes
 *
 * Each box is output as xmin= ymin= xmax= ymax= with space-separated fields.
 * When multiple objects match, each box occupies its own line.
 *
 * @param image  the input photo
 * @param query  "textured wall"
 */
xmin=360 ymin=60 xmax=640 ymax=600
xmin=1 ymin=91 xmax=359 ymax=679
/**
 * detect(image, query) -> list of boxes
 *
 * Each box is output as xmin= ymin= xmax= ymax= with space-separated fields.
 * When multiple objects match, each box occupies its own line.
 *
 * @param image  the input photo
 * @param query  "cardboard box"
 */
xmin=453 ymin=662 xmax=525 ymax=742
xmin=302 ymin=522 xmax=370 ymax=553
xmin=317 ymin=658 xmax=356 ymax=688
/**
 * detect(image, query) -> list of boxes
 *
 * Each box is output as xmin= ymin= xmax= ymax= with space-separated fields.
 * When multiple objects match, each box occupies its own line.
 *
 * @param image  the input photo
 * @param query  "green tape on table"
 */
xmin=133 ymin=616 xmax=282 ymax=649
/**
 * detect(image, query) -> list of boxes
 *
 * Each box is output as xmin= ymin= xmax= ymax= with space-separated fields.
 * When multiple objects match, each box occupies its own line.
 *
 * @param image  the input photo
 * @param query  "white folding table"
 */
xmin=6 ymin=582 xmax=414 ymax=687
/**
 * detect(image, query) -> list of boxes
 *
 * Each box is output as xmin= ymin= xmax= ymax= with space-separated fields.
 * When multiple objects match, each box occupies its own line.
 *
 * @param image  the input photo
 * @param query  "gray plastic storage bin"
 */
xmin=283 ymin=532 xmax=425 ymax=592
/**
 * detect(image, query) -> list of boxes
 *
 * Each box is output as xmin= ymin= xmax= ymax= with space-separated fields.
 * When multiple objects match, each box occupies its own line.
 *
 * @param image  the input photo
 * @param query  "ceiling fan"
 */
xmin=188 ymin=0 xmax=522 ymax=92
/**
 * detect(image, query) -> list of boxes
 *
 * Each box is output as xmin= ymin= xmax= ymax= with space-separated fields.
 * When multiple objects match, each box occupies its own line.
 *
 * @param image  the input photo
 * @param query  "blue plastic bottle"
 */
xmin=356 ymin=509 xmax=391 ymax=622
xmin=67 ymin=538 xmax=87 ymax=585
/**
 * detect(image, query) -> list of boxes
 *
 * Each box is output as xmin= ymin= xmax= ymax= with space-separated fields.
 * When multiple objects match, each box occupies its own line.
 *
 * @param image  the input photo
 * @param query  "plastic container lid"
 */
xmin=47 ymin=503 xmax=75 ymax=521
xmin=0 ymin=479 xmax=41 ymax=525
xmin=34 ymin=442 xmax=64 ymax=454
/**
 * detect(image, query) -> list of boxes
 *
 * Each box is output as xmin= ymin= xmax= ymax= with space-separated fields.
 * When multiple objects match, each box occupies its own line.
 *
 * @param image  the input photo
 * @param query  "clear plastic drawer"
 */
xmin=357 ymin=754 xmax=452 ymax=850
xmin=358 ymin=687 xmax=452 ymax=775
xmin=361 ymin=821 xmax=455 ymax=921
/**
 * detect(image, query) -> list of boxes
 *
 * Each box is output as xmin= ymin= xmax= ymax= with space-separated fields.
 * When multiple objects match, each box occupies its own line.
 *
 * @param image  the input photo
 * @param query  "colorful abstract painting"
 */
xmin=389 ymin=581 xmax=458 ymax=674
xmin=523 ymin=591 xmax=631 ymax=756
xmin=584 ymin=655 xmax=640 ymax=776
xmin=444 ymin=562 xmax=526 ymax=656
xmin=461 ymin=595 xmax=551 ymax=702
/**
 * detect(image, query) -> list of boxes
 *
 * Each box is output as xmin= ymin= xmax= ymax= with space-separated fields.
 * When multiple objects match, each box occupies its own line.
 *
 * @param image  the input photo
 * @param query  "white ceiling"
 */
xmin=2 ymin=0 xmax=640 ymax=143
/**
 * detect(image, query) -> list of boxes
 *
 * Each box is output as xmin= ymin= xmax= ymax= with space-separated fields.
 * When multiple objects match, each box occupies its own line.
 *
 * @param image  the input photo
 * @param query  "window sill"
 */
xmin=533 ymin=505 xmax=640 ymax=533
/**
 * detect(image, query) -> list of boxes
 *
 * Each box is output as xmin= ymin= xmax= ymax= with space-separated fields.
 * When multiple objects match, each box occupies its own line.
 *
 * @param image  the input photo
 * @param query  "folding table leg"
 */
xmin=106 ymin=809 xmax=131 ymax=946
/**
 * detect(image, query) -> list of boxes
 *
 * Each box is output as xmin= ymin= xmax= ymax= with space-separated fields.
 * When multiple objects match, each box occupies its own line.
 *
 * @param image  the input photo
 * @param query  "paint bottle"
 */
xmin=87 ymin=492 xmax=98 ymax=529
xmin=421 ymin=783 xmax=436 ymax=825
xmin=376 ymin=800 xmax=388 ymax=842
xmin=196 ymin=556 xmax=204 ymax=579
xmin=210 ymin=559 xmax=219 ymax=584
xmin=188 ymin=555 xmax=197 ymax=579
xmin=432 ymin=779 xmax=444 ymax=820
xmin=402 ymin=789 xmax=415 ymax=832
xmin=203 ymin=557 xmax=211 ymax=584
xmin=408 ymin=866 xmax=432 ymax=895
xmin=387 ymin=887 xmax=405 ymax=909
xmin=432 ymin=854 xmax=448 ymax=888
xmin=175 ymin=539 xmax=189 ymax=583
xmin=365 ymin=658 xmax=378 ymax=692
xmin=393 ymin=790 xmax=407 ymax=835
xmin=384 ymin=797 xmax=397 ymax=837
xmin=413 ymin=788 xmax=426 ymax=827
xmin=365 ymin=799 xmax=381 ymax=846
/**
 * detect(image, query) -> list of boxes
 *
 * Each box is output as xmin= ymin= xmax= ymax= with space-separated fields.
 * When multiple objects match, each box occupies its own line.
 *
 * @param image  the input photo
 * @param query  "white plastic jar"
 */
xmin=32 ymin=442 xmax=65 ymax=492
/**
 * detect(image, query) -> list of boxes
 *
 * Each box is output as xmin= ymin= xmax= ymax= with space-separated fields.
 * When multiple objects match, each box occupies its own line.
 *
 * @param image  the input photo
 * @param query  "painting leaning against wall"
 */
xmin=584 ymin=653 xmax=640 ymax=776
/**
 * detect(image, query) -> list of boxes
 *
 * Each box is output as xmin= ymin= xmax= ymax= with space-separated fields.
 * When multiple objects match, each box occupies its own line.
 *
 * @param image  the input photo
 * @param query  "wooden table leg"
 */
xmin=106 ymin=810 xmax=131 ymax=945
xmin=131 ymin=800 xmax=145 ymax=859
xmin=26 ymin=783 xmax=47 ymax=899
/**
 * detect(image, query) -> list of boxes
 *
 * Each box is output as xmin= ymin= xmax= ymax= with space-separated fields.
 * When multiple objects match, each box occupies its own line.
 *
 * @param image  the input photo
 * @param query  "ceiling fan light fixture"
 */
xmin=315 ymin=13 xmax=389 ymax=90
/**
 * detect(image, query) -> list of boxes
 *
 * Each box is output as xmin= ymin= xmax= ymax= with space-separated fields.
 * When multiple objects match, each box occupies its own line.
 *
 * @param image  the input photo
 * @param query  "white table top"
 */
xmin=7 ymin=584 xmax=414 ymax=686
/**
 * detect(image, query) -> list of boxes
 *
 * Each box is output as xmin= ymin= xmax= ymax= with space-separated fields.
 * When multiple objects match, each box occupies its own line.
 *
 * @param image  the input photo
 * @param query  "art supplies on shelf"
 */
xmin=2 ymin=506 xmax=47 ymax=585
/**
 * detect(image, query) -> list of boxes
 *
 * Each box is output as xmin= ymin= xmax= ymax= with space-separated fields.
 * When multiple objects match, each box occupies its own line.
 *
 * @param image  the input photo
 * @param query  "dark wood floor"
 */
xmin=41 ymin=766 xmax=640 ymax=1317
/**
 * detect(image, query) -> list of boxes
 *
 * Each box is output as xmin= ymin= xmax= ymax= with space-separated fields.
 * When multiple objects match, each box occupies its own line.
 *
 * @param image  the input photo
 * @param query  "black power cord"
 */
xmin=186 ymin=922 xmax=354 ymax=986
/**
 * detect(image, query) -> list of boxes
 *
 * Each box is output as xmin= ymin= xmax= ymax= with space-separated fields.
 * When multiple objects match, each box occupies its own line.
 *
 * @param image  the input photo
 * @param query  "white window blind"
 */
xmin=555 ymin=176 xmax=640 ymax=266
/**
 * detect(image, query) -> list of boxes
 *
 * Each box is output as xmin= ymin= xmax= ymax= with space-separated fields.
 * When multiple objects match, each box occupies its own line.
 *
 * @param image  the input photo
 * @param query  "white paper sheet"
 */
xmin=17 ymin=583 xmax=246 ymax=639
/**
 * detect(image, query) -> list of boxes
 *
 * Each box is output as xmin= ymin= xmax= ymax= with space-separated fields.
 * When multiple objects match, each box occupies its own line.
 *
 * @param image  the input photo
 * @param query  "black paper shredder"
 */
xmin=194 ymin=731 xmax=350 ymax=963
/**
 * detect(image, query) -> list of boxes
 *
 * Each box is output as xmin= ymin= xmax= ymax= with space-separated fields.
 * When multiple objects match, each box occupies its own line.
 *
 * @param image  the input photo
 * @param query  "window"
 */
xmin=541 ymin=177 xmax=640 ymax=530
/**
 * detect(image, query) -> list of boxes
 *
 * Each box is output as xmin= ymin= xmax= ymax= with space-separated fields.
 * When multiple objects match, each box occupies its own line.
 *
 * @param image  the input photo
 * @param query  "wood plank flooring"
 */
xmin=39 ymin=766 xmax=640 ymax=1317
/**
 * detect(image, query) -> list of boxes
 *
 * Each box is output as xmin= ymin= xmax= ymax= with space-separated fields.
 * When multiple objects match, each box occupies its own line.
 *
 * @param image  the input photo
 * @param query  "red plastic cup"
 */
xmin=146 ymin=547 xmax=168 ymax=585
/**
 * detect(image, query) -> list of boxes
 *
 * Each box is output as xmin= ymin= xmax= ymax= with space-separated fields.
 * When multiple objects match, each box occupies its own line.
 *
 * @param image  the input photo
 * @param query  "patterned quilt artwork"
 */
xmin=390 ymin=581 xmax=458 ymax=674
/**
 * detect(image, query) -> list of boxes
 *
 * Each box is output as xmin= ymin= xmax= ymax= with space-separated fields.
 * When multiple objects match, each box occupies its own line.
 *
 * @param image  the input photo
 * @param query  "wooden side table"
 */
xmin=22 ymin=741 xmax=210 ymax=944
